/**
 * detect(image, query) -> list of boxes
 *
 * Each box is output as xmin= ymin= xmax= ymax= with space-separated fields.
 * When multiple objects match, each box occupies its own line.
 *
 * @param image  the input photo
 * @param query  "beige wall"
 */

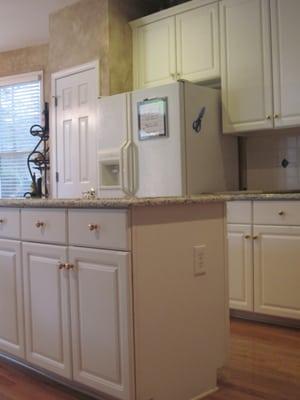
xmin=0 ymin=0 xmax=150 ymax=98
xmin=0 ymin=44 xmax=50 ymax=99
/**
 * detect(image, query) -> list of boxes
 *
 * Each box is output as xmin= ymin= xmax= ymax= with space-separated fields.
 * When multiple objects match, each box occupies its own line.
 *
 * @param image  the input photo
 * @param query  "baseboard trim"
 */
xmin=230 ymin=310 xmax=300 ymax=329
xmin=190 ymin=386 xmax=218 ymax=400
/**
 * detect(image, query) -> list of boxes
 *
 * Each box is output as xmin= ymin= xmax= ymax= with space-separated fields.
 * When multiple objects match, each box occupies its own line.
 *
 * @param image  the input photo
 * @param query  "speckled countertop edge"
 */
xmin=0 ymin=192 xmax=300 ymax=208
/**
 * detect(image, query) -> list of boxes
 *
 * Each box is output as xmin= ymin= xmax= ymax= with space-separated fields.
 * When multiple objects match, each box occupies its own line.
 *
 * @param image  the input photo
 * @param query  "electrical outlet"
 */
xmin=193 ymin=245 xmax=206 ymax=276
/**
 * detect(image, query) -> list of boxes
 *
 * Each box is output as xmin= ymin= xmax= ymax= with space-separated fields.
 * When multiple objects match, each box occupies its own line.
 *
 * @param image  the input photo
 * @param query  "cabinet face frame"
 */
xmin=227 ymin=224 xmax=254 ymax=311
xmin=253 ymin=225 xmax=300 ymax=320
xmin=220 ymin=0 xmax=274 ymax=133
xmin=0 ymin=239 xmax=24 ymax=358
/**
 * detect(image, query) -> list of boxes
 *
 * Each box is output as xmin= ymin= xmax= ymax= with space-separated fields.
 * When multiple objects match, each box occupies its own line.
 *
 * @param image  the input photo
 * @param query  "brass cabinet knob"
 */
xmin=274 ymin=113 xmax=280 ymax=119
xmin=171 ymin=72 xmax=177 ymax=80
xmin=35 ymin=221 xmax=45 ymax=228
xmin=58 ymin=262 xmax=65 ymax=270
xmin=278 ymin=210 xmax=285 ymax=216
xmin=253 ymin=235 xmax=258 ymax=240
xmin=88 ymin=223 xmax=98 ymax=231
xmin=266 ymin=115 xmax=272 ymax=120
xmin=245 ymin=235 xmax=251 ymax=239
xmin=0 ymin=219 xmax=4 ymax=224
xmin=65 ymin=263 xmax=74 ymax=270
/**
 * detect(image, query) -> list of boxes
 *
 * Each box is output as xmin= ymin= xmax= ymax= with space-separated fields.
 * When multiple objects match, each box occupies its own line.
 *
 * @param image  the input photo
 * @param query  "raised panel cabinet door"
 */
xmin=220 ymin=0 xmax=273 ymax=133
xmin=134 ymin=17 xmax=176 ymax=89
xmin=271 ymin=0 xmax=300 ymax=128
xmin=22 ymin=242 xmax=72 ymax=378
xmin=227 ymin=224 xmax=253 ymax=311
xmin=253 ymin=225 xmax=300 ymax=320
xmin=55 ymin=67 xmax=98 ymax=198
xmin=0 ymin=240 xmax=24 ymax=358
xmin=69 ymin=247 xmax=134 ymax=400
xmin=176 ymin=3 xmax=220 ymax=82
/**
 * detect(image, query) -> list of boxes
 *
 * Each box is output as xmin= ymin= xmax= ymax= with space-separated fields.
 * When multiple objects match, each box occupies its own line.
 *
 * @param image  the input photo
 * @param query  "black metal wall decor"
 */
xmin=24 ymin=102 xmax=50 ymax=198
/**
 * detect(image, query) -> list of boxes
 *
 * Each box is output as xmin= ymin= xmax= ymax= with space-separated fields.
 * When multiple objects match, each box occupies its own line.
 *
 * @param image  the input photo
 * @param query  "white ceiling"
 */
xmin=0 ymin=0 xmax=79 ymax=52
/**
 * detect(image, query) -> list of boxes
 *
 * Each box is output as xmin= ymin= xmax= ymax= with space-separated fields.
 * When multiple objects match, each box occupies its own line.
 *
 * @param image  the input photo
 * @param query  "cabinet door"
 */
xmin=271 ymin=0 xmax=300 ymax=128
xmin=227 ymin=224 xmax=253 ymax=311
xmin=22 ymin=242 xmax=71 ymax=378
xmin=176 ymin=3 xmax=220 ymax=82
xmin=134 ymin=17 xmax=176 ymax=89
xmin=220 ymin=0 xmax=273 ymax=133
xmin=69 ymin=247 xmax=134 ymax=400
xmin=0 ymin=240 xmax=24 ymax=358
xmin=253 ymin=225 xmax=300 ymax=319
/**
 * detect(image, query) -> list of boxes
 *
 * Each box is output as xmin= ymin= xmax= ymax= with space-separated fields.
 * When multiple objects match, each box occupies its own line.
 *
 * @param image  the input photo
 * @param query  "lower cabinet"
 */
xmin=22 ymin=242 xmax=72 ymax=378
xmin=253 ymin=225 xmax=300 ymax=320
xmin=227 ymin=224 xmax=253 ymax=311
xmin=0 ymin=239 xmax=24 ymax=358
xmin=69 ymin=247 xmax=133 ymax=400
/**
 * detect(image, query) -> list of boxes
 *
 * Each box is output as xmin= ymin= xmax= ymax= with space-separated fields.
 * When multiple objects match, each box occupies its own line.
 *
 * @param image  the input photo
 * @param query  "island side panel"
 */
xmin=131 ymin=203 xmax=229 ymax=400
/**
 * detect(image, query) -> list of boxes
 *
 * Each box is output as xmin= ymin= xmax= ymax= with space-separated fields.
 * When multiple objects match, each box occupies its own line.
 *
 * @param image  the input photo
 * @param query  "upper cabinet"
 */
xmin=271 ymin=0 xmax=300 ymax=128
xmin=131 ymin=0 xmax=220 ymax=89
xmin=220 ymin=0 xmax=273 ymax=133
xmin=221 ymin=0 xmax=300 ymax=134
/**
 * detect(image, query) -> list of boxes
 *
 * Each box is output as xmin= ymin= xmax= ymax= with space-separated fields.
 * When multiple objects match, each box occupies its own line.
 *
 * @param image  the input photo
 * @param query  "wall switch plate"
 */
xmin=193 ymin=245 xmax=206 ymax=276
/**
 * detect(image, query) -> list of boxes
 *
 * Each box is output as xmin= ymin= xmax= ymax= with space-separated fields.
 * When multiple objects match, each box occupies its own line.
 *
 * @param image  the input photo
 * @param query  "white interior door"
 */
xmin=271 ymin=0 xmax=300 ymax=128
xmin=0 ymin=239 xmax=24 ymax=358
xmin=69 ymin=246 xmax=134 ymax=400
xmin=54 ymin=64 xmax=98 ymax=198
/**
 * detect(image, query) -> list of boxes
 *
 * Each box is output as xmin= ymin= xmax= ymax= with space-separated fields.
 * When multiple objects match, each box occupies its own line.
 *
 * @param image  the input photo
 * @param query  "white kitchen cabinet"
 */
xmin=220 ymin=0 xmax=273 ymax=133
xmin=0 ymin=239 xmax=24 ymax=358
xmin=271 ymin=0 xmax=300 ymax=128
xmin=133 ymin=17 xmax=176 ymax=88
xmin=253 ymin=225 xmax=300 ymax=320
xmin=227 ymin=224 xmax=253 ymax=311
xmin=22 ymin=242 xmax=72 ymax=378
xmin=69 ymin=246 xmax=133 ymax=400
xmin=131 ymin=0 xmax=220 ymax=89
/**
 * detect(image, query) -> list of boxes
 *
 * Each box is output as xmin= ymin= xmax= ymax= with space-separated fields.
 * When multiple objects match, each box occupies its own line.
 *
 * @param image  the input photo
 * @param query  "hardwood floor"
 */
xmin=0 ymin=318 xmax=299 ymax=400
xmin=208 ymin=318 xmax=300 ymax=400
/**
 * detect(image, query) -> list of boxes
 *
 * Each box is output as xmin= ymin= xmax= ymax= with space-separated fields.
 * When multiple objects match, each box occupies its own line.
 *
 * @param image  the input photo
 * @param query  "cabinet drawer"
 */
xmin=0 ymin=208 xmax=20 ymax=239
xmin=254 ymin=201 xmax=300 ymax=226
xmin=227 ymin=201 xmax=252 ymax=224
xmin=21 ymin=209 xmax=67 ymax=244
xmin=68 ymin=209 xmax=129 ymax=251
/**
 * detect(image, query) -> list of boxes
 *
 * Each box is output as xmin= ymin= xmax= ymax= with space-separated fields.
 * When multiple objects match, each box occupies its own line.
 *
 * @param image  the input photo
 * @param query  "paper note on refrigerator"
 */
xmin=138 ymin=98 xmax=168 ymax=140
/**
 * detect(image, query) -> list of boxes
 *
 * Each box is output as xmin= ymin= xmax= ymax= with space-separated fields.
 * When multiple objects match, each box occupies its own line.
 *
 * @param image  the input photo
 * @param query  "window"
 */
xmin=0 ymin=72 xmax=42 ymax=198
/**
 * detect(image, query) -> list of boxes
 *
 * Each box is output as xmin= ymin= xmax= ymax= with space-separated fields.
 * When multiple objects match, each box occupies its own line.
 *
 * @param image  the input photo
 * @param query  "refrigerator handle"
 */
xmin=132 ymin=142 xmax=139 ymax=195
xmin=121 ymin=140 xmax=132 ymax=195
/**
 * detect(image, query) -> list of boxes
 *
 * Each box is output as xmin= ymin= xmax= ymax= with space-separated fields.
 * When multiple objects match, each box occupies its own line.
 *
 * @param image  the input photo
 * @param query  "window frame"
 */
xmin=0 ymin=70 xmax=44 ymax=198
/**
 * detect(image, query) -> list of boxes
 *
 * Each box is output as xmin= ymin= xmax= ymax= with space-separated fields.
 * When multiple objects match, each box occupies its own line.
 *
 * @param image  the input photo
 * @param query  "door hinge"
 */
xmin=53 ymin=96 xmax=58 ymax=107
xmin=56 ymin=172 xmax=59 ymax=182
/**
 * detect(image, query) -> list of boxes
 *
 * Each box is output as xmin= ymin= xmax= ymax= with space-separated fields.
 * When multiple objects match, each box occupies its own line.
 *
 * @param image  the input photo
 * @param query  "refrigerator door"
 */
xmin=131 ymin=82 xmax=186 ymax=197
xmin=98 ymin=93 xmax=133 ymax=197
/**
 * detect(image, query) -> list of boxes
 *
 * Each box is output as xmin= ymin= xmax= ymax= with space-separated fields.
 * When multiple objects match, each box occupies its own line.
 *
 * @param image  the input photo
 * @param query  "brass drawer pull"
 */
xmin=88 ymin=223 xmax=98 ymax=231
xmin=58 ymin=262 xmax=65 ymax=270
xmin=35 ymin=221 xmax=45 ymax=228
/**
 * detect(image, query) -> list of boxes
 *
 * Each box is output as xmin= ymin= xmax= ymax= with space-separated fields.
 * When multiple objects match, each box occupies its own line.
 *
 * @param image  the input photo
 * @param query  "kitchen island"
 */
xmin=1 ymin=192 xmax=299 ymax=400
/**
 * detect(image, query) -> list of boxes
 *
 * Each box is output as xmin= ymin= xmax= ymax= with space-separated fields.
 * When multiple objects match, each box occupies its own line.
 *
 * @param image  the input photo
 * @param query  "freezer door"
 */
xmin=131 ymin=83 xmax=186 ymax=197
xmin=98 ymin=93 xmax=133 ymax=197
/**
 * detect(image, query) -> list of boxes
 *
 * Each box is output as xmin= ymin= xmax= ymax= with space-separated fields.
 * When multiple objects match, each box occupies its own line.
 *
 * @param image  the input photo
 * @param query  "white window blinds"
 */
xmin=0 ymin=74 xmax=42 ymax=198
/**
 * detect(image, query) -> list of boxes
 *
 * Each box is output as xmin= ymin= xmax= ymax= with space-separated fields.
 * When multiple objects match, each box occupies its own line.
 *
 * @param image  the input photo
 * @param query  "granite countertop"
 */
xmin=0 ymin=191 xmax=300 ymax=208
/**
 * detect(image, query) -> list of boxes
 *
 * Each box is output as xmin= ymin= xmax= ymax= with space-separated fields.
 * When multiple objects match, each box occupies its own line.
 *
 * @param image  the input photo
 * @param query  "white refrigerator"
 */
xmin=97 ymin=81 xmax=238 ymax=198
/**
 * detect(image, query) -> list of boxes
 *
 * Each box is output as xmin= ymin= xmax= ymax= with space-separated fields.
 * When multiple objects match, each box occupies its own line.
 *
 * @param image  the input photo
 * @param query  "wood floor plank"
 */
xmin=0 ymin=318 xmax=299 ymax=399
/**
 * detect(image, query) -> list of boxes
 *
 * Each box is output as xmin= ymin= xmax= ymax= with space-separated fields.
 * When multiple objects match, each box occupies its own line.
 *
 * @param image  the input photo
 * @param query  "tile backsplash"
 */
xmin=246 ymin=132 xmax=300 ymax=191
